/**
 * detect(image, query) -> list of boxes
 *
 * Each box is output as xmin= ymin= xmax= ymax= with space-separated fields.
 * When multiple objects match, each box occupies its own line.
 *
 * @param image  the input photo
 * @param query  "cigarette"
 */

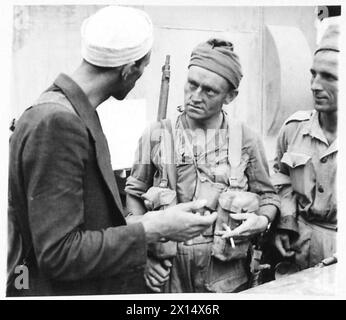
xmin=230 ymin=237 xmax=235 ymax=248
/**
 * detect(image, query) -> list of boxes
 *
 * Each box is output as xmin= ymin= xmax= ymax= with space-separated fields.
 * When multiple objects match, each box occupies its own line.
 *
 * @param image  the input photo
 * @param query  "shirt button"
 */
xmin=318 ymin=185 xmax=324 ymax=193
xmin=321 ymin=158 xmax=327 ymax=163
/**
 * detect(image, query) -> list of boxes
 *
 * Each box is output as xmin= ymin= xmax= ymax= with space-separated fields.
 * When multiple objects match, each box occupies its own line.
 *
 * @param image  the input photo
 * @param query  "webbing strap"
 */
xmin=159 ymin=117 xmax=177 ymax=190
xmin=227 ymin=116 xmax=243 ymax=188
xmin=159 ymin=115 xmax=243 ymax=189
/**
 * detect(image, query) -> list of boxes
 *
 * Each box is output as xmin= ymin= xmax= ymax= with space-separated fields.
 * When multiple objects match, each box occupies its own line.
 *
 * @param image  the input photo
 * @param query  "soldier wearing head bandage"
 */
xmin=126 ymin=38 xmax=279 ymax=293
xmin=189 ymin=38 xmax=243 ymax=90
xmin=272 ymin=25 xmax=339 ymax=271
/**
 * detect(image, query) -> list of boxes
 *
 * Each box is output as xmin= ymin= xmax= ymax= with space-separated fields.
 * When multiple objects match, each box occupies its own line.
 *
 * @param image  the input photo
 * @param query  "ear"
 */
xmin=224 ymin=90 xmax=238 ymax=105
xmin=121 ymin=62 xmax=136 ymax=81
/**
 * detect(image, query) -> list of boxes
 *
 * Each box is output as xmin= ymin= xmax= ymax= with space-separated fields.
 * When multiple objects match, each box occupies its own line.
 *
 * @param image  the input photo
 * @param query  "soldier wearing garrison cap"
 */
xmin=272 ymin=24 xmax=339 ymax=270
xmin=7 ymin=6 xmax=218 ymax=296
xmin=126 ymin=38 xmax=279 ymax=293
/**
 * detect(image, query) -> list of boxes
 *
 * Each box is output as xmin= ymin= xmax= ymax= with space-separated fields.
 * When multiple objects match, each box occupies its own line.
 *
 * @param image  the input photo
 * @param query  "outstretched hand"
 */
xmin=162 ymin=200 xmax=218 ymax=242
xmin=142 ymin=200 xmax=217 ymax=243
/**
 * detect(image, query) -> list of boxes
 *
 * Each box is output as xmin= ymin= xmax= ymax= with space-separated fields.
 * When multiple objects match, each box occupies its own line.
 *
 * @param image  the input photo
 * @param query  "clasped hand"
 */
xmin=215 ymin=212 xmax=269 ymax=239
xmin=144 ymin=256 xmax=172 ymax=293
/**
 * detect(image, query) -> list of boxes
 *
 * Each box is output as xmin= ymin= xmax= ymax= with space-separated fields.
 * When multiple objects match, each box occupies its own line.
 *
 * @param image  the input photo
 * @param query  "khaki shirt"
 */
xmin=272 ymin=110 xmax=337 ymax=233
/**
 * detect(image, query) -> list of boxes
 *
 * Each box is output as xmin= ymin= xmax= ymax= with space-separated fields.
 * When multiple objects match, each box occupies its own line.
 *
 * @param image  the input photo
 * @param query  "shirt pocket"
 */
xmin=281 ymin=151 xmax=312 ymax=195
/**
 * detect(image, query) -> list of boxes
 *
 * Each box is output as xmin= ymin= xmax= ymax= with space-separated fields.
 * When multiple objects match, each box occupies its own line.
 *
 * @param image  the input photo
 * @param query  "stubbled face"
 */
xmin=114 ymin=51 xmax=151 ymax=100
xmin=310 ymin=50 xmax=338 ymax=114
xmin=183 ymin=66 xmax=235 ymax=123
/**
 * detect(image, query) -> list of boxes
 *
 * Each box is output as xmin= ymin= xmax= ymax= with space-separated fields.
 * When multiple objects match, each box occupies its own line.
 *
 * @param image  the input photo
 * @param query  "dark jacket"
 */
xmin=8 ymin=73 xmax=147 ymax=296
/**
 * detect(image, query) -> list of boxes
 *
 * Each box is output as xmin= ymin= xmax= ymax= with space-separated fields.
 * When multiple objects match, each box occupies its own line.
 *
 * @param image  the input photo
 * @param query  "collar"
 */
xmin=301 ymin=110 xmax=329 ymax=145
xmin=179 ymin=110 xmax=228 ymax=131
xmin=178 ymin=111 xmax=228 ymax=161
xmin=53 ymin=73 xmax=100 ymax=142
xmin=301 ymin=110 xmax=337 ymax=157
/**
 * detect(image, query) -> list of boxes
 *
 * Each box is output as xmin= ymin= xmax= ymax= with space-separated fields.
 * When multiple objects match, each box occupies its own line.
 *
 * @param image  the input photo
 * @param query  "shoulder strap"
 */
xmin=284 ymin=110 xmax=312 ymax=125
xmin=159 ymin=117 xmax=177 ymax=190
xmin=227 ymin=116 xmax=243 ymax=188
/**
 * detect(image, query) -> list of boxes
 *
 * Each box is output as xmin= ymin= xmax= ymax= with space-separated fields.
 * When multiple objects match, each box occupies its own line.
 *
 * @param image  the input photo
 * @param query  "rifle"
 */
xmin=157 ymin=55 xmax=171 ymax=121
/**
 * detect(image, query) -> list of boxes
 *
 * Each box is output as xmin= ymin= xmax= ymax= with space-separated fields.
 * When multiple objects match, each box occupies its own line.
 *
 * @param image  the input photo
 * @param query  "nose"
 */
xmin=311 ymin=74 xmax=323 ymax=91
xmin=191 ymin=86 xmax=203 ymax=102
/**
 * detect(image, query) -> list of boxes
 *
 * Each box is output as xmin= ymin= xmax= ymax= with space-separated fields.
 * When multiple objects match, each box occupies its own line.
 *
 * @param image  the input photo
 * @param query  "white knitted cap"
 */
xmin=81 ymin=6 xmax=153 ymax=67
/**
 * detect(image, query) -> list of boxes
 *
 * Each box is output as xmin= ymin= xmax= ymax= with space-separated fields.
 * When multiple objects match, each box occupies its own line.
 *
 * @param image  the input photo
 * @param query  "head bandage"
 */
xmin=189 ymin=38 xmax=243 ymax=89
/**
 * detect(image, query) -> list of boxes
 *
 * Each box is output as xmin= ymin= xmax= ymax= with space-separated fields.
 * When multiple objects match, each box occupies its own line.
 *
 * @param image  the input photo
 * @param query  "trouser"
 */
xmin=166 ymin=235 xmax=249 ymax=293
xmin=291 ymin=216 xmax=337 ymax=270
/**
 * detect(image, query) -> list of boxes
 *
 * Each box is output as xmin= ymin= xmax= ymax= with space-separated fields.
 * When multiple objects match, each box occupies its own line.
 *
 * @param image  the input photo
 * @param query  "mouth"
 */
xmin=187 ymin=104 xmax=203 ymax=111
xmin=314 ymin=95 xmax=328 ymax=103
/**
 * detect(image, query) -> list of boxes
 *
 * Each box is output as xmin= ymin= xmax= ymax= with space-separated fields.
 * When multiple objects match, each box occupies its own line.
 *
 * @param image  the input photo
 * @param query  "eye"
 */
xmin=205 ymin=88 xmax=217 ymax=97
xmin=323 ymin=73 xmax=338 ymax=81
xmin=188 ymin=81 xmax=197 ymax=90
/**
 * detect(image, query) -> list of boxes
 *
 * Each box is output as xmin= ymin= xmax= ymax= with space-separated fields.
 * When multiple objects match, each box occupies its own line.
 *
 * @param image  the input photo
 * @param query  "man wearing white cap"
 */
xmin=7 ymin=6 xmax=217 ymax=296
xmin=272 ymin=24 xmax=339 ymax=270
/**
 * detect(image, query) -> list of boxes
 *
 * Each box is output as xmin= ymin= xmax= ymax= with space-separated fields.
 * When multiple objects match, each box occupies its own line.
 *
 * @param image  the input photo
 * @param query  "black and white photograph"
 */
xmin=1 ymin=0 xmax=345 ymax=303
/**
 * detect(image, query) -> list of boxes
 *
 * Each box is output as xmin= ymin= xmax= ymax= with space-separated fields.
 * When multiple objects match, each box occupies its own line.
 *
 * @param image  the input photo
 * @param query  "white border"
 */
xmin=1 ymin=0 xmax=345 ymax=300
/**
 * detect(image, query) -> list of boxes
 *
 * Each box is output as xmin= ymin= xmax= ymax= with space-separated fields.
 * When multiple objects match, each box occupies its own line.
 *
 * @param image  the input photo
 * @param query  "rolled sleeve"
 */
xmin=125 ymin=122 xmax=161 ymax=198
xmin=125 ymin=175 xmax=151 ymax=198
xmin=259 ymin=193 xmax=281 ymax=209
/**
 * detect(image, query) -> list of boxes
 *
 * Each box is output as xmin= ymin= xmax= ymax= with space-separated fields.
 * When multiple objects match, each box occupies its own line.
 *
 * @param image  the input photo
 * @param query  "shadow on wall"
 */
xmin=264 ymin=25 xmax=313 ymax=137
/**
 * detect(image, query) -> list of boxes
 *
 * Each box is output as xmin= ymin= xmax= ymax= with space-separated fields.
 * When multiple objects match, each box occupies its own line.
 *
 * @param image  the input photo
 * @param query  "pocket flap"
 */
xmin=218 ymin=191 xmax=259 ymax=213
xmin=218 ymin=191 xmax=235 ymax=211
xmin=281 ymin=152 xmax=311 ymax=168
xmin=142 ymin=187 xmax=176 ymax=209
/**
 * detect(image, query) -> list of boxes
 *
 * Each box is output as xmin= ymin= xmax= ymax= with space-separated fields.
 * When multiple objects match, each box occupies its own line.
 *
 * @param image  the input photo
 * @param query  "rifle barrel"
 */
xmin=157 ymin=55 xmax=170 ymax=121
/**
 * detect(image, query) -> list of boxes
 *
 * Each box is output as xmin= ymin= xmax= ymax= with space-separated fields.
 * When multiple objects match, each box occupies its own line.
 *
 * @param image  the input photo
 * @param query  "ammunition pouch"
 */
xmin=142 ymin=186 xmax=178 ymax=259
xmin=212 ymin=190 xmax=260 ymax=262
xmin=194 ymin=176 xmax=225 ymax=236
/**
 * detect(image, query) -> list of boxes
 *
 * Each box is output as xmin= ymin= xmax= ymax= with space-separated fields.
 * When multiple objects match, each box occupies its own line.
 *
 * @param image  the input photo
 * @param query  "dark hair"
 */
xmin=134 ymin=51 xmax=150 ymax=67
xmin=227 ymin=82 xmax=236 ymax=92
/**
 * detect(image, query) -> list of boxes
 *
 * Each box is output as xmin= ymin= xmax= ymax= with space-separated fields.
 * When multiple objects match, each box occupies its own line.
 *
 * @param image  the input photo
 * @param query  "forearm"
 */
xmin=258 ymin=204 xmax=277 ymax=224
xmin=126 ymin=193 xmax=147 ymax=216
xmin=35 ymin=223 xmax=147 ymax=281
xmin=271 ymin=167 xmax=299 ymax=233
